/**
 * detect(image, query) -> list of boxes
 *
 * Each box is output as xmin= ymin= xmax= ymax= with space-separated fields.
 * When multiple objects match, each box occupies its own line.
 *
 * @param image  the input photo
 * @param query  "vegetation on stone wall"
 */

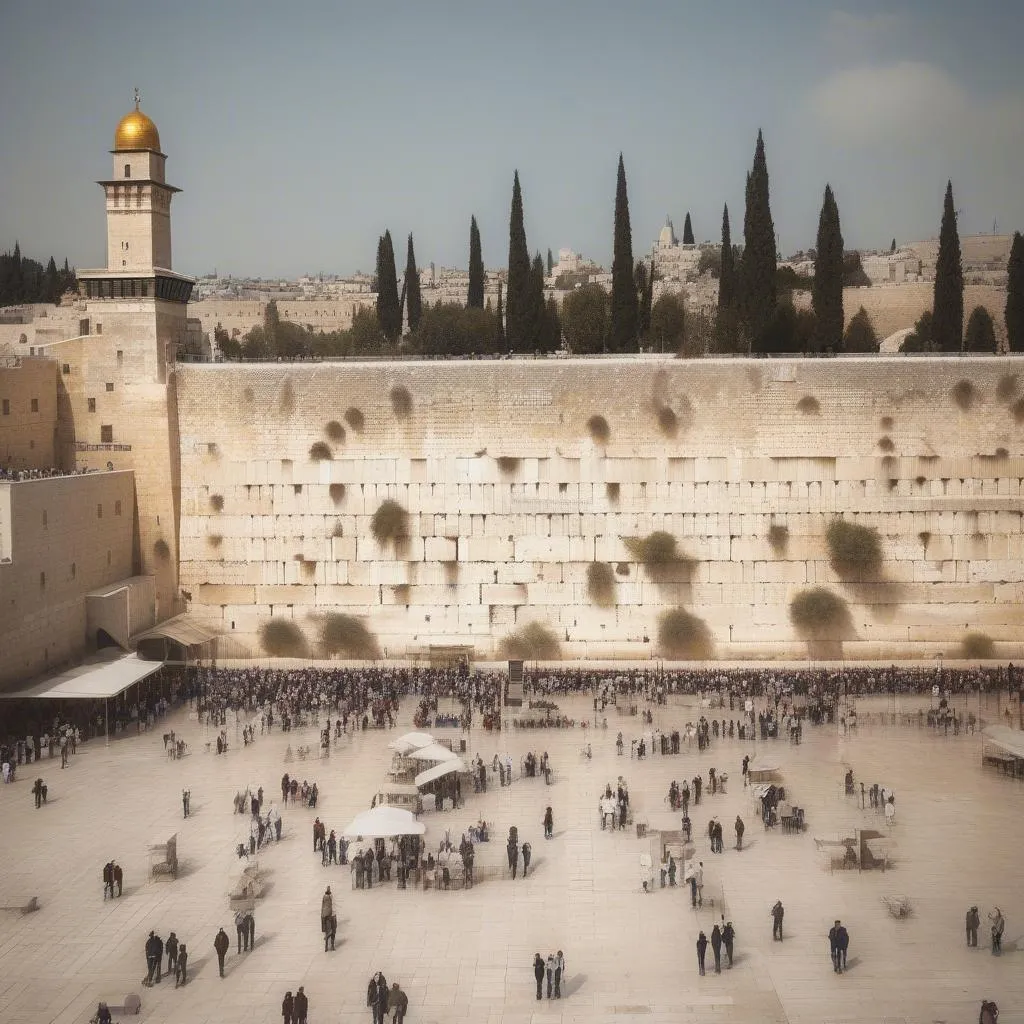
xmin=370 ymin=500 xmax=409 ymax=547
xmin=393 ymin=583 xmax=410 ymax=604
xmin=500 ymin=622 xmax=561 ymax=660
xmin=877 ymin=436 xmax=894 ymax=453
xmin=390 ymin=385 xmax=412 ymax=419
xmin=796 ymin=395 xmax=820 ymax=415
xmin=260 ymin=619 xmax=308 ymax=658
xmin=789 ymin=588 xmax=854 ymax=641
xmin=279 ymin=378 xmax=296 ymax=415
xmin=918 ymin=530 xmax=931 ymax=553
xmin=961 ymin=632 xmax=995 ymax=660
xmin=657 ymin=609 xmax=714 ymax=660
xmin=951 ymin=380 xmax=976 ymax=412
xmin=207 ymin=534 xmax=223 ymax=549
xmin=586 ymin=562 xmax=616 ymax=607
xmin=624 ymin=532 xmax=695 ymax=582
xmin=587 ymin=414 xmax=611 ymax=445
xmin=656 ymin=405 xmax=678 ymax=437
xmin=1013 ymin=398 xmax=1024 ymax=425
xmin=880 ymin=415 xmax=894 ymax=429
xmin=606 ymin=482 xmax=620 ymax=502
xmin=300 ymin=560 xmax=317 ymax=578
xmin=153 ymin=539 xmax=170 ymax=561
xmin=243 ymin=387 xmax=254 ymax=403
xmin=825 ymin=518 xmax=883 ymax=579
xmin=329 ymin=483 xmax=346 ymax=506
xmin=615 ymin=562 xmax=630 ymax=576
xmin=443 ymin=561 xmax=459 ymax=586
xmin=344 ymin=407 xmax=365 ymax=431
xmin=767 ymin=522 xmax=789 ymax=555
xmin=496 ymin=456 xmax=521 ymax=474
xmin=309 ymin=442 xmax=332 ymax=461
xmin=318 ymin=614 xmax=381 ymax=659
xmin=996 ymin=373 xmax=1019 ymax=402
xmin=331 ymin=520 xmax=344 ymax=537
xmin=325 ymin=420 xmax=346 ymax=443
xmin=209 ymin=494 xmax=224 ymax=512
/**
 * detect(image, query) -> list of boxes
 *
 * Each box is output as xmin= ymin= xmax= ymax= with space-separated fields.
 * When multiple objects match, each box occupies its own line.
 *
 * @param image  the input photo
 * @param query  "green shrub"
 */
xmin=209 ymin=493 xmax=224 ymax=512
xmin=625 ymin=531 xmax=680 ymax=564
xmin=390 ymin=385 xmax=412 ymax=418
xmin=496 ymin=456 xmax=521 ymax=474
xmin=318 ymin=614 xmax=381 ymax=659
xmin=153 ymin=539 xmax=170 ymax=561
xmin=951 ymin=380 xmax=975 ymax=412
xmin=586 ymin=562 xmax=616 ymax=607
xmin=825 ymin=518 xmax=883 ymax=579
xmin=325 ymin=420 xmax=346 ymax=443
xmin=309 ymin=442 xmax=332 ymax=461
xmin=796 ymin=395 xmax=820 ymax=415
xmin=789 ymin=588 xmax=854 ymax=640
xmin=961 ymin=632 xmax=995 ymax=660
xmin=370 ymin=500 xmax=409 ymax=546
xmin=587 ymin=414 xmax=611 ymax=444
xmin=344 ymin=407 xmax=365 ymax=431
xmin=995 ymin=447 xmax=1009 ymax=459
xmin=500 ymin=622 xmax=561 ymax=660
xmin=260 ymin=619 xmax=308 ymax=657
xmin=329 ymin=483 xmax=346 ymax=505
xmin=915 ymin=475 xmax=927 ymax=486
xmin=657 ymin=609 xmax=713 ymax=660
xmin=767 ymin=522 xmax=789 ymax=555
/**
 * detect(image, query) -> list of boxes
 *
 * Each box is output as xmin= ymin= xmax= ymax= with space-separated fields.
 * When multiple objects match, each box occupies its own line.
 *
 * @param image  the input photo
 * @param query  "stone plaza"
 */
xmin=1 ymin=683 xmax=1022 ymax=1024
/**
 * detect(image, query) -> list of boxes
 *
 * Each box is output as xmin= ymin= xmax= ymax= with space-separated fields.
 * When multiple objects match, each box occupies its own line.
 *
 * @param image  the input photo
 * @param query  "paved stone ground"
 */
xmin=1 ymin=689 xmax=1022 ymax=1024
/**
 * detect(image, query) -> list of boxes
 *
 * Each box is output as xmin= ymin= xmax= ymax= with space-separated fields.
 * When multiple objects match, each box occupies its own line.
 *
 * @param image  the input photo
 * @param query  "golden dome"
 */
xmin=114 ymin=106 xmax=161 ymax=152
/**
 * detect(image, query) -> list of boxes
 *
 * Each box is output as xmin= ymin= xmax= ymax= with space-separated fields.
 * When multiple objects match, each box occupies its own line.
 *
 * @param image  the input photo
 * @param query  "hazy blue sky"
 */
xmin=2 ymin=1 xmax=1022 ymax=279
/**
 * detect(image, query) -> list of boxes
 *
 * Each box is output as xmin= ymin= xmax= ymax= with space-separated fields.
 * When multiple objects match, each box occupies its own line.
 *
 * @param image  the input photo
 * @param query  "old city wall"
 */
xmin=175 ymin=357 xmax=1024 ymax=662
xmin=0 ymin=471 xmax=136 ymax=689
xmin=0 ymin=357 xmax=58 ymax=470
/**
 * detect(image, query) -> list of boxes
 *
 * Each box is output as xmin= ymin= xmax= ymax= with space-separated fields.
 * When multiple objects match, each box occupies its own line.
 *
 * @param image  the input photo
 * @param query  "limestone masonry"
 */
xmin=176 ymin=356 xmax=1024 ymax=661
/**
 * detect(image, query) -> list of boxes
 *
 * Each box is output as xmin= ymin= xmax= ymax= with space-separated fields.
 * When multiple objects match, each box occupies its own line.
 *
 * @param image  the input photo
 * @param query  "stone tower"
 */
xmin=54 ymin=93 xmax=194 ymax=619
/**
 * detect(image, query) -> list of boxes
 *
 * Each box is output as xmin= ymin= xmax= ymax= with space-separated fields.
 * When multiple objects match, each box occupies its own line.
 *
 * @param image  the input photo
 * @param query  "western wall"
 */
xmin=176 ymin=355 xmax=1024 ymax=662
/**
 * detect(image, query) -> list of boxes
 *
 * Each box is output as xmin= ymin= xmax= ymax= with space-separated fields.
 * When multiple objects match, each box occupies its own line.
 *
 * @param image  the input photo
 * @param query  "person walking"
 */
xmin=324 ymin=913 xmax=337 ymax=952
xmin=235 ymin=910 xmax=248 ymax=954
xmin=836 ymin=921 xmax=849 ymax=970
xmin=103 ymin=861 xmax=114 ymax=900
xmin=182 ymin=788 xmax=190 ymax=818
xmin=722 ymin=921 xmax=735 ymax=967
xmin=695 ymin=862 xmax=704 ymax=909
xmin=771 ymin=900 xmax=784 ymax=941
xmin=214 ymin=927 xmax=229 ymax=977
xmin=989 ymin=908 xmax=1005 ymax=955
xmin=174 ymin=943 xmax=188 ymax=987
xmin=367 ymin=972 xmax=389 ymax=1024
xmin=735 ymin=816 xmax=745 ymax=851
xmin=689 ymin=870 xmax=698 ymax=908
xmin=554 ymin=950 xmax=564 ymax=998
xmin=389 ymin=982 xmax=408 ymax=1024
xmin=522 ymin=841 xmax=532 ymax=877
xmin=321 ymin=887 xmax=333 ymax=935
xmin=507 ymin=833 xmax=519 ymax=880
xmin=710 ymin=924 xmax=723 ymax=974
xmin=696 ymin=931 xmax=708 ymax=976
xmin=294 ymin=987 xmax=308 ymax=1024
xmin=967 ymin=906 xmax=980 ymax=947
xmin=113 ymin=863 xmax=123 ymax=897
xmin=543 ymin=806 xmax=553 ymax=839
xmin=144 ymin=931 xmax=159 ymax=986
xmin=282 ymin=991 xmax=294 ymax=1024
xmin=533 ymin=953 xmax=545 ymax=1000
xmin=246 ymin=911 xmax=256 ymax=951
xmin=545 ymin=953 xmax=556 ymax=998
xmin=166 ymin=932 xmax=178 ymax=977
xmin=828 ymin=921 xmax=842 ymax=973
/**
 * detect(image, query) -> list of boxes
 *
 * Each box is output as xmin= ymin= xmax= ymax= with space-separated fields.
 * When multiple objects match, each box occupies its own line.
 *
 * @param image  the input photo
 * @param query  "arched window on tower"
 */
xmin=124 ymin=163 xmax=131 ymax=178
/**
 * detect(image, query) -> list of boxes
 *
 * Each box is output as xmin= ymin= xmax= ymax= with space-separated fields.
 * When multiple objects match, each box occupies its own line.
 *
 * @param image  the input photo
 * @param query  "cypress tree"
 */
xmin=682 ymin=212 xmax=695 ymax=245
xmin=718 ymin=203 xmax=736 ymax=310
xmin=742 ymin=130 xmax=778 ymax=351
xmin=11 ymin=241 xmax=23 ymax=304
xmin=964 ymin=306 xmax=997 ymax=353
xmin=634 ymin=264 xmax=648 ymax=337
xmin=527 ymin=253 xmax=547 ymax=351
xmin=506 ymin=171 xmax=532 ymax=352
xmin=44 ymin=256 xmax=60 ymax=305
xmin=495 ymin=281 xmax=506 ymax=352
xmin=467 ymin=216 xmax=485 ymax=309
xmin=812 ymin=184 xmax=845 ymax=352
xmin=609 ymin=153 xmax=638 ymax=351
xmin=932 ymin=180 xmax=964 ymax=352
xmin=1006 ymin=231 xmax=1023 ymax=352
xmin=547 ymin=248 xmax=554 ymax=275
xmin=375 ymin=230 xmax=402 ymax=342
xmin=404 ymin=234 xmax=422 ymax=332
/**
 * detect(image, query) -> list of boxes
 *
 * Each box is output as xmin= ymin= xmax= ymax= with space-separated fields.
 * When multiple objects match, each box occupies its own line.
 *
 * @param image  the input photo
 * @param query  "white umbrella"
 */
xmin=388 ymin=731 xmax=435 ymax=754
xmin=415 ymin=758 xmax=467 ymax=788
xmin=342 ymin=806 xmax=426 ymax=839
xmin=407 ymin=742 xmax=459 ymax=763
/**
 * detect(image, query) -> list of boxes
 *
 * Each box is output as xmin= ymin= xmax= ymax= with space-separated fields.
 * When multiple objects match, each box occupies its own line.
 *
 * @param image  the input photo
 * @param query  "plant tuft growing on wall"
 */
xmin=309 ymin=442 xmax=332 ymax=461
xmin=796 ymin=395 xmax=820 ymax=415
xmin=951 ymin=379 xmax=975 ymax=412
xmin=318 ymin=614 xmax=381 ymax=659
xmin=586 ymin=562 xmax=616 ymax=607
xmin=325 ymin=420 xmax=346 ymax=443
xmin=587 ymin=415 xmax=611 ymax=444
xmin=209 ymin=494 xmax=224 ymax=512
xmin=260 ymin=619 xmax=308 ymax=658
xmin=390 ymin=385 xmax=412 ymax=419
xmin=789 ymin=588 xmax=854 ymax=641
xmin=370 ymin=499 xmax=409 ymax=546
xmin=500 ymin=622 xmax=561 ymax=660
xmin=825 ymin=518 xmax=883 ymax=579
xmin=961 ymin=632 xmax=995 ymax=660
xmin=767 ymin=522 xmax=789 ymax=555
xmin=329 ymin=483 xmax=346 ymax=505
xmin=657 ymin=609 xmax=714 ymax=659
xmin=344 ymin=407 xmax=365 ymax=431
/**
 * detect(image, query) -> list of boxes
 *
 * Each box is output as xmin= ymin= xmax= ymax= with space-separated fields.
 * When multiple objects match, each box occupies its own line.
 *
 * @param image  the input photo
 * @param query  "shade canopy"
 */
xmin=0 ymin=652 xmax=164 ymax=701
xmin=983 ymin=725 xmax=1024 ymax=759
xmin=342 ymin=806 xmax=425 ymax=839
xmin=415 ymin=758 xmax=467 ymax=788
xmin=387 ymin=731 xmax=436 ymax=754
xmin=406 ymin=742 xmax=459 ymax=763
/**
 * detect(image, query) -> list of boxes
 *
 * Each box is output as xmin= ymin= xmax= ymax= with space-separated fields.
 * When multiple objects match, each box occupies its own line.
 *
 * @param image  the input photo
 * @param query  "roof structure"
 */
xmin=133 ymin=614 xmax=219 ymax=648
xmin=0 ymin=653 xmax=164 ymax=701
xmin=982 ymin=725 xmax=1024 ymax=760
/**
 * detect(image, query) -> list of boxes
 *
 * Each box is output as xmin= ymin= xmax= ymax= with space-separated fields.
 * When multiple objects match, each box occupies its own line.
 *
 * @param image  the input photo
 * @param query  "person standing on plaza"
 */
xmin=722 ymin=920 xmax=735 ymax=967
xmin=389 ymin=981 xmax=408 ymax=1024
xmin=696 ymin=931 xmax=708 ymax=976
xmin=235 ymin=910 xmax=247 ymax=953
xmin=828 ymin=921 xmax=842 ymax=973
xmin=144 ymin=931 xmax=160 ymax=985
xmin=771 ymin=900 xmax=784 ymax=941
xmin=710 ymin=923 xmax=723 ymax=974
xmin=507 ymin=832 xmax=519 ymax=879
xmin=695 ymin=861 xmax=704 ymax=908
xmin=182 ymin=788 xmax=190 ymax=818
xmin=836 ymin=921 xmax=849 ymax=970
xmin=103 ymin=861 xmax=114 ymax=900
xmin=294 ymin=986 xmax=308 ymax=1024
xmin=554 ymin=950 xmax=564 ymax=998
xmin=367 ymin=972 xmax=389 ymax=1024
xmin=166 ymin=932 xmax=178 ymax=977
xmin=174 ymin=943 xmax=188 ymax=987
xmin=545 ymin=953 xmax=556 ymax=998
xmin=522 ymin=841 xmax=532 ymax=877
xmin=543 ymin=806 xmax=553 ymax=839
xmin=246 ymin=910 xmax=256 ymax=951
xmin=282 ymin=991 xmax=294 ymax=1024
xmin=735 ymin=816 xmax=745 ymax=851
xmin=321 ymin=887 xmax=333 ymax=935
xmin=533 ymin=953 xmax=545 ymax=1000
xmin=967 ymin=906 xmax=980 ymax=947
xmin=324 ymin=912 xmax=337 ymax=951
xmin=112 ymin=863 xmax=122 ymax=897
xmin=214 ymin=927 xmax=229 ymax=977
xmin=989 ymin=908 xmax=1005 ymax=955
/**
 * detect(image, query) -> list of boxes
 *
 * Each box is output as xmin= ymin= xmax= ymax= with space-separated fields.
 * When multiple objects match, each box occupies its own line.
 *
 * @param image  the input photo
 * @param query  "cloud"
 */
xmin=809 ymin=61 xmax=1024 ymax=151
xmin=824 ymin=11 xmax=907 ymax=57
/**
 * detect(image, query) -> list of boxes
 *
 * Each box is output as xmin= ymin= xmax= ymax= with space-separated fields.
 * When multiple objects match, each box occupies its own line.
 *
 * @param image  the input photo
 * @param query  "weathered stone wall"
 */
xmin=0 ymin=357 xmax=58 ymax=471
xmin=175 ymin=356 xmax=1024 ymax=661
xmin=0 ymin=471 xmax=136 ymax=689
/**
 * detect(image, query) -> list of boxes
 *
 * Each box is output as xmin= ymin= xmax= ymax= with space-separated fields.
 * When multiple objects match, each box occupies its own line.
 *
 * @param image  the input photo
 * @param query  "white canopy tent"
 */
xmin=415 ymin=758 xmax=467 ymax=788
xmin=342 ymin=806 xmax=426 ymax=839
xmin=387 ymin=732 xmax=435 ymax=754
xmin=406 ymin=742 xmax=459 ymax=763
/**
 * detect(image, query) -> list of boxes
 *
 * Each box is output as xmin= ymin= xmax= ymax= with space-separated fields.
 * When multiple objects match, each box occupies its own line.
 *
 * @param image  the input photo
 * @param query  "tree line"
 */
xmin=0 ymin=244 xmax=78 ymax=307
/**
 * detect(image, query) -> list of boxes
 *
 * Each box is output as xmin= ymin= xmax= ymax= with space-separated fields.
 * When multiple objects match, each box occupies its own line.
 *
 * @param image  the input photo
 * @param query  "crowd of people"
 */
xmin=0 ymin=464 xmax=98 ymax=482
